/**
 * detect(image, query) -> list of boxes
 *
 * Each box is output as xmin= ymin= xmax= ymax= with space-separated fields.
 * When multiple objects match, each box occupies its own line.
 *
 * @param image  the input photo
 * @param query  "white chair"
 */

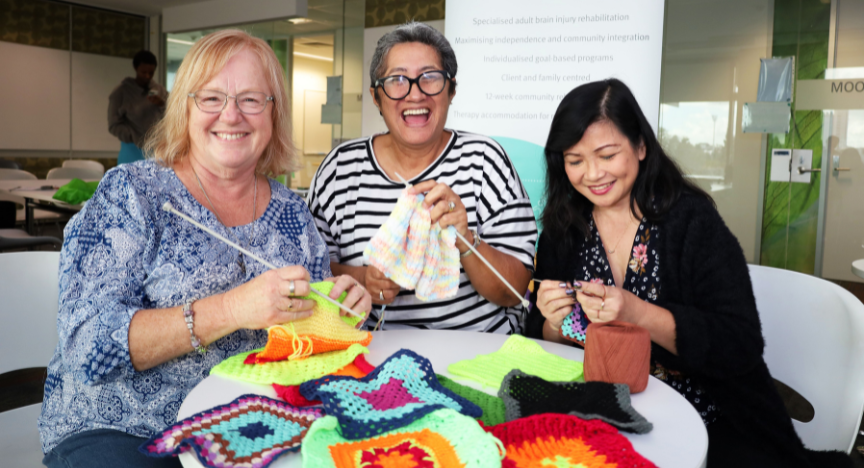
xmin=0 ymin=252 xmax=61 ymax=466
xmin=0 ymin=168 xmax=37 ymax=180
xmin=45 ymin=167 xmax=102 ymax=180
xmin=749 ymin=264 xmax=864 ymax=453
xmin=62 ymin=160 xmax=104 ymax=175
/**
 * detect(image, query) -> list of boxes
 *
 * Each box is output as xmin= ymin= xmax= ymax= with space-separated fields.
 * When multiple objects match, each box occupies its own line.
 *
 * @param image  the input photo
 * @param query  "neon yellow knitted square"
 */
xmin=447 ymin=335 xmax=583 ymax=389
xmin=210 ymin=344 xmax=368 ymax=386
xmin=256 ymin=282 xmax=371 ymax=362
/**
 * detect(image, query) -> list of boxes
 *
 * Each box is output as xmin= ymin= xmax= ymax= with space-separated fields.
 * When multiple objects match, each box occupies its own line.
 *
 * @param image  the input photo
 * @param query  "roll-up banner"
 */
xmin=445 ymin=0 xmax=665 ymax=217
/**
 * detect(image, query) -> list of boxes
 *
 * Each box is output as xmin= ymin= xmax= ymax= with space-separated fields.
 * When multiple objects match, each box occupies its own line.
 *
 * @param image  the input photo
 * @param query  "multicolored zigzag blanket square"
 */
xmin=139 ymin=394 xmax=323 ymax=468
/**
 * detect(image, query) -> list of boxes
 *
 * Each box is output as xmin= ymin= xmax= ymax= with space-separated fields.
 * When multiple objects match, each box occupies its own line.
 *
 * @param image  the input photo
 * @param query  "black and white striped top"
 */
xmin=307 ymin=129 xmax=538 ymax=334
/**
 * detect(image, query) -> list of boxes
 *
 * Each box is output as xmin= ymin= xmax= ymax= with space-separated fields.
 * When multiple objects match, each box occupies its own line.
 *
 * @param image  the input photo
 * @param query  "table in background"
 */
xmin=177 ymin=330 xmax=708 ymax=468
xmin=853 ymin=259 xmax=864 ymax=280
xmin=0 ymin=179 xmax=95 ymax=233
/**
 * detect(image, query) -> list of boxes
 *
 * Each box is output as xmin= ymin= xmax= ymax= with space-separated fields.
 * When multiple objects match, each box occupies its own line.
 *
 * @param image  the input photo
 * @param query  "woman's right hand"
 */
xmin=365 ymin=266 xmax=401 ymax=305
xmin=222 ymin=265 xmax=316 ymax=330
xmin=536 ymin=280 xmax=576 ymax=330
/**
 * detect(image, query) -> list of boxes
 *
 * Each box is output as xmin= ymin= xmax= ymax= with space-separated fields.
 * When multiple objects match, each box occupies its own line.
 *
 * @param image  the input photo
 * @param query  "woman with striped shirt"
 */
xmin=307 ymin=22 xmax=537 ymax=333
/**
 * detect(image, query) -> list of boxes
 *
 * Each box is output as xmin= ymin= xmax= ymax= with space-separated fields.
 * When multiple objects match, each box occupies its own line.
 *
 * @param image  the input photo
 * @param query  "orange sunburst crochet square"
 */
xmin=487 ymin=413 xmax=656 ymax=468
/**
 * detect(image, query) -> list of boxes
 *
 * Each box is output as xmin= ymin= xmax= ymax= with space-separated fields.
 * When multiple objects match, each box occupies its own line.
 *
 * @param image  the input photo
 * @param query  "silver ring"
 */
xmin=288 ymin=280 xmax=295 ymax=295
xmin=448 ymin=201 xmax=456 ymax=212
xmin=379 ymin=290 xmax=385 ymax=301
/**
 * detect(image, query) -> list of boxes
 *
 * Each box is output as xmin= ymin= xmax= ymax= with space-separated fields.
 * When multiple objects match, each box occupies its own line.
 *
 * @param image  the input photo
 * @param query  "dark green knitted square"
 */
xmin=436 ymin=374 xmax=506 ymax=426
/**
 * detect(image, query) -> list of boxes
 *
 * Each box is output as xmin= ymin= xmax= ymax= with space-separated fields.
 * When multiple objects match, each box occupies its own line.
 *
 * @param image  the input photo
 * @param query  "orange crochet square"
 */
xmin=328 ymin=429 xmax=465 ymax=468
xmin=507 ymin=436 xmax=612 ymax=468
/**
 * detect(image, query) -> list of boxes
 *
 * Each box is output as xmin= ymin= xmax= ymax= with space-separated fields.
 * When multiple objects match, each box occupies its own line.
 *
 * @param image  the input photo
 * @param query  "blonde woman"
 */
xmin=39 ymin=30 xmax=371 ymax=467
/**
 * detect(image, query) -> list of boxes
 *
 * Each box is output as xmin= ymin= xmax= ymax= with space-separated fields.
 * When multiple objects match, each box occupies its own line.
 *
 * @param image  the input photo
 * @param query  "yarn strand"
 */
xmin=162 ymin=202 xmax=363 ymax=318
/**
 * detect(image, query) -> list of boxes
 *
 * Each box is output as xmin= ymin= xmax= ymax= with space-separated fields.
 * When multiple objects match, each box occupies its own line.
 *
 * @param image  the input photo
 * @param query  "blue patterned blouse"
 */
xmin=38 ymin=160 xmax=332 ymax=453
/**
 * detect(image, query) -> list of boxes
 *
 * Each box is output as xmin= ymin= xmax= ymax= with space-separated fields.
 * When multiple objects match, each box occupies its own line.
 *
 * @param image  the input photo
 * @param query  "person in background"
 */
xmin=528 ymin=79 xmax=851 ymax=467
xmin=40 ymin=30 xmax=371 ymax=467
xmin=108 ymin=50 xmax=168 ymax=164
xmin=307 ymin=22 xmax=536 ymax=333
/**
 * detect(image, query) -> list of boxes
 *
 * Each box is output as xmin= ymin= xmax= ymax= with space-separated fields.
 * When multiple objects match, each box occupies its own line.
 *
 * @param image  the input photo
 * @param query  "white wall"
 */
xmin=0 ymin=41 xmax=70 ymax=150
xmin=361 ymin=20 xmax=445 ymax=137
xmin=292 ymin=54 xmax=334 ymax=153
xmin=72 ymin=52 xmax=131 ymax=151
xmin=0 ymin=41 xmax=133 ymax=153
xmin=836 ymin=0 xmax=864 ymax=68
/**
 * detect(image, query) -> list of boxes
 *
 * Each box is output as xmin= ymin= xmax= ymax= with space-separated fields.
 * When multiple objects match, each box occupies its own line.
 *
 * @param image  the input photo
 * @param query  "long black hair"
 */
xmin=541 ymin=79 xmax=712 ymax=245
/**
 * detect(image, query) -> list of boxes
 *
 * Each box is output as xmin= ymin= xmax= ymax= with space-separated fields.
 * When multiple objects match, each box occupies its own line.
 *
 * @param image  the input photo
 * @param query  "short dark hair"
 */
xmin=369 ymin=22 xmax=457 ymax=102
xmin=542 ymin=79 xmax=712 ymax=244
xmin=133 ymin=50 xmax=157 ymax=69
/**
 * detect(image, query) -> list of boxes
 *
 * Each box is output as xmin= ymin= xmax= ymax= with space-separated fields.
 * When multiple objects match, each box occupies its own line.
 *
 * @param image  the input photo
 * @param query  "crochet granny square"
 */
xmin=560 ymin=303 xmax=591 ymax=345
xmin=436 ymin=374 xmax=506 ymax=426
xmin=299 ymin=349 xmax=482 ymax=439
xmin=139 ymin=394 xmax=322 ymax=468
xmin=255 ymin=282 xmax=370 ymax=363
xmin=486 ymin=413 xmax=656 ymax=468
xmin=301 ymin=409 xmax=504 ymax=468
xmin=447 ymin=335 xmax=583 ymax=389
xmin=210 ymin=344 xmax=368 ymax=386
xmin=499 ymin=370 xmax=653 ymax=434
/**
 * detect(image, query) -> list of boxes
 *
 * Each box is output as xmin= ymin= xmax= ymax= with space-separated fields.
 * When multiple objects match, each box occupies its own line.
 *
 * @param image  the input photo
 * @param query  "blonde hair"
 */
xmin=144 ymin=29 xmax=298 ymax=175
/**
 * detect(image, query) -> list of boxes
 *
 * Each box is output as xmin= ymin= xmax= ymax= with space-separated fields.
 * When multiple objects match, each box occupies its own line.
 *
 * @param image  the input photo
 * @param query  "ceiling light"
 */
xmin=287 ymin=18 xmax=312 ymax=24
xmin=293 ymin=51 xmax=333 ymax=62
xmin=167 ymin=38 xmax=195 ymax=46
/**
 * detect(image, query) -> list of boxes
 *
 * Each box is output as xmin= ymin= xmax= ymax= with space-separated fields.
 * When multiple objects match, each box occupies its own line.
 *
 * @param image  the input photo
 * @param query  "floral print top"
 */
xmin=572 ymin=214 xmax=719 ymax=425
xmin=38 ymin=161 xmax=333 ymax=452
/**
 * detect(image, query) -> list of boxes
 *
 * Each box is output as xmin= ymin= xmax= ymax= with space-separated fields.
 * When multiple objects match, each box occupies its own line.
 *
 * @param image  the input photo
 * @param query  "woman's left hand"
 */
xmin=575 ymin=280 xmax=640 ymax=325
xmin=409 ymin=180 xmax=474 ymax=252
xmin=325 ymin=275 xmax=373 ymax=329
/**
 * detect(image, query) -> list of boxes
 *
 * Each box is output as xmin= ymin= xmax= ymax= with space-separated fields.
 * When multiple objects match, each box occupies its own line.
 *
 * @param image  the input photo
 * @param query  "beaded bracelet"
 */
xmin=183 ymin=301 xmax=207 ymax=355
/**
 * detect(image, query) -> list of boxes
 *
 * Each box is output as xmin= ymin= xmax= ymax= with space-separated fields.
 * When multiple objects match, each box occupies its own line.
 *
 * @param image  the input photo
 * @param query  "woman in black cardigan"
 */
xmin=526 ymin=79 xmax=851 ymax=467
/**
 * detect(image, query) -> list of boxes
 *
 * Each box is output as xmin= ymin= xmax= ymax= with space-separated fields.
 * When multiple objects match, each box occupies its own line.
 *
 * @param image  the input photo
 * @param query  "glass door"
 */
xmin=821 ymin=106 xmax=864 ymax=283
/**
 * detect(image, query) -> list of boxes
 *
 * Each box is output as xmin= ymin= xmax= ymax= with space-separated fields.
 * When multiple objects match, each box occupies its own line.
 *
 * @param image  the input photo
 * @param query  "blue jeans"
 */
xmin=43 ymin=429 xmax=181 ymax=468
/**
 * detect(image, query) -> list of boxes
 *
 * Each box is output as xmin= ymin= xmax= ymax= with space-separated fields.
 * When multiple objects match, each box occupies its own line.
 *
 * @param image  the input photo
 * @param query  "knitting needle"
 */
xmin=392 ymin=173 xmax=530 ymax=308
xmin=162 ymin=202 xmax=363 ymax=318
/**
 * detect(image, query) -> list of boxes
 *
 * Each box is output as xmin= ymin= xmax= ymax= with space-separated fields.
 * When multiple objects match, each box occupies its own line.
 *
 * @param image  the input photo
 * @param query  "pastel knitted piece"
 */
xmin=436 ymin=374 xmax=506 ymax=426
xmin=498 ymin=370 xmax=653 ymax=434
xmin=447 ymin=334 xmax=584 ymax=389
xmin=363 ymin=189 xmax=460 ymax=301
xmin=560 ymin=302 xmax=591 ymax=345
xmin=139 ymin=394 xmax=323 ymax=468
xmin=415 ymin=222 xmax=460 ymax=301
xmin=486 ymin=413 xmax=657 ymax=468
xmin=272 ymin=355 xmax=376 ymax=407
xmin=301 ymin=409 xmax=504 ymax=468
xmin=255 ymin=282 xmax=370 ymax=363
xmin=210 ymin=344 xmax=368 ymax=386
xmin=299 ymin=349 xmax=483 ymax=440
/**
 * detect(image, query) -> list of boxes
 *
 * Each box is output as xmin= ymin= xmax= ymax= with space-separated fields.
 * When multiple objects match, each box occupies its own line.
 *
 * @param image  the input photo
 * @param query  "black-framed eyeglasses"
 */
xmin=187 ymin=89 xmax=274 ymax=115
xmin=374 ymin=70 xmax=451 ymax=100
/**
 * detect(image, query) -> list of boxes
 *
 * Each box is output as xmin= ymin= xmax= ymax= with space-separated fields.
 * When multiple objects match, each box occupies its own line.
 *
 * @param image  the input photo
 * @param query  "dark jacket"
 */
xmin=526 ymin=193 xmax=851 ymax=467
xmin=107 ymin=77 xmax=167 ymax=147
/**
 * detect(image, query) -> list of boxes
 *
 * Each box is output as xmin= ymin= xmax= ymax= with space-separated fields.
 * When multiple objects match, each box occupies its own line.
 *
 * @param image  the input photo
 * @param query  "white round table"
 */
xmin=177 ymin=330 xmax=708 ymax=468
xmin=853 ymin=259 xmax=864 ymax=280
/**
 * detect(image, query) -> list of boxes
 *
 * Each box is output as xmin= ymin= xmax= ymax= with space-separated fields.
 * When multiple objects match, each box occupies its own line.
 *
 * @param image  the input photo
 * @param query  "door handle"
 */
xmin=798 ymin=167 xmax=821 ymax=174
xmin=833 ymin=155 xmax=851 ymax=172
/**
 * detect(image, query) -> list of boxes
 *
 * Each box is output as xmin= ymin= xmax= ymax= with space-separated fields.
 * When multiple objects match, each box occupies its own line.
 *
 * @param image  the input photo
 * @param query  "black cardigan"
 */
xmin=526 ymin=193 xmax=850 ymax=467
